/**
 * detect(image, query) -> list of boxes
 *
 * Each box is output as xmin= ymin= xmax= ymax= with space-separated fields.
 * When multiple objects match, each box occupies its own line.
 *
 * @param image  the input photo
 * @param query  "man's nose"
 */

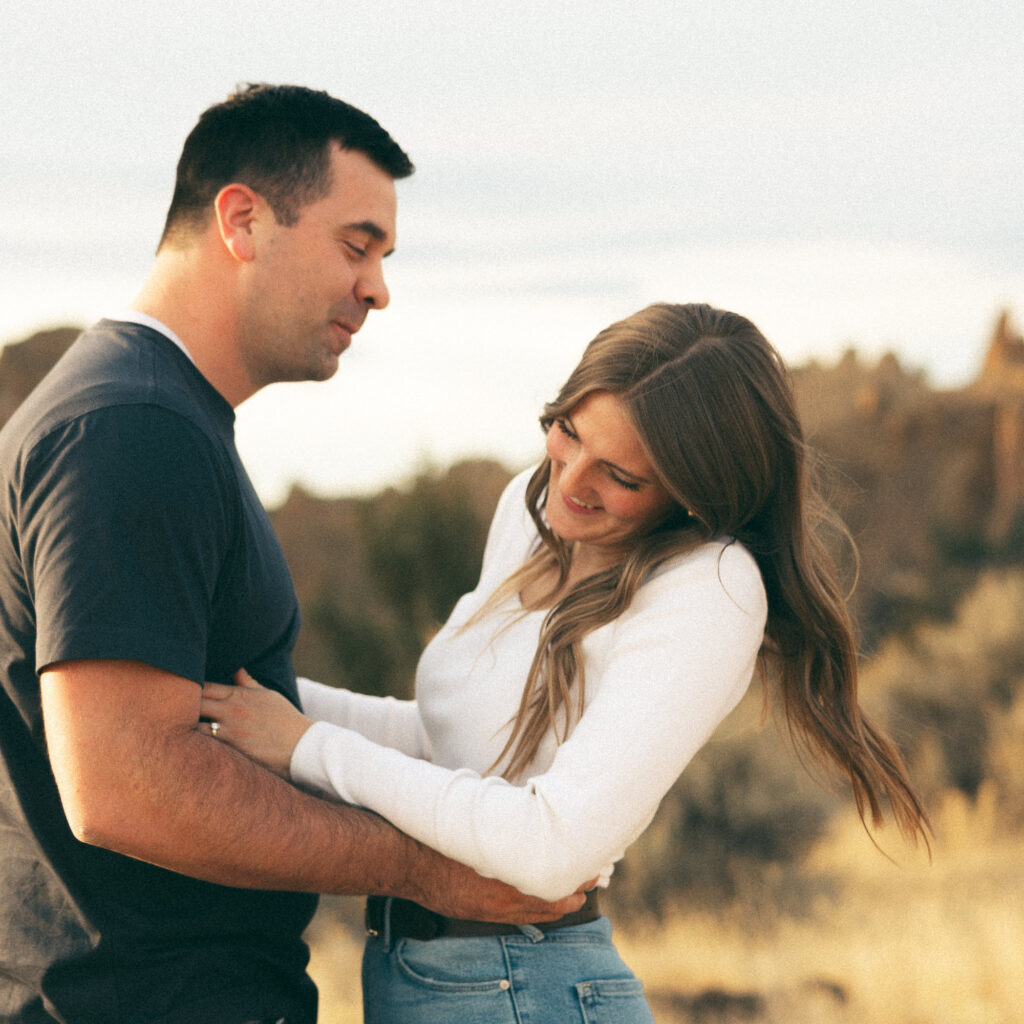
xmin=357 ymin=262 xmax=390 ymax=310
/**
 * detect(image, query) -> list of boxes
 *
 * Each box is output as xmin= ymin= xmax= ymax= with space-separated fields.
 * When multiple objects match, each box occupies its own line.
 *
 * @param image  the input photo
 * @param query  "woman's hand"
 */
xmin=199 ymin=668 xmax=313 ymax=778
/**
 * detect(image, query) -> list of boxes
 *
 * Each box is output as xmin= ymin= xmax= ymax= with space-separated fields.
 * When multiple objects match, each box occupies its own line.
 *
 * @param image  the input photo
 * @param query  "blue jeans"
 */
xmin=361 ymin=915 xmax=655 ymax=1024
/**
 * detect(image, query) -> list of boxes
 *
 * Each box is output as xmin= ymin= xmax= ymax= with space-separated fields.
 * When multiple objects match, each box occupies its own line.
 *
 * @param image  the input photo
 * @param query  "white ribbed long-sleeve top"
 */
xmin=292 ymin=468 xmax=767 ymax=900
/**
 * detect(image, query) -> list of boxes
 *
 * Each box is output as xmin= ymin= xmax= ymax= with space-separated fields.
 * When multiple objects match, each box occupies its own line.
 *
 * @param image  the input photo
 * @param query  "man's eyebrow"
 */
xmin=346 ymin=220 xmax=386 ymax=240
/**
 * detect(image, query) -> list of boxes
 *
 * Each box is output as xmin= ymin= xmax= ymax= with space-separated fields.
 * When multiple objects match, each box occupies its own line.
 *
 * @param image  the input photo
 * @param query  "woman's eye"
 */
xmin=611 ymin=474 xmax=641 ymax=492
xmin=556 ymin=419 xmax=578 ymax=441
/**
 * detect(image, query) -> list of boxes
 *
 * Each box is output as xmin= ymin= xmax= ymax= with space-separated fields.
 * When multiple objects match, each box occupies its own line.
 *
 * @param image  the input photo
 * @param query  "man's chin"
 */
xmin=310 ymin=356 xmax=341 ymax=383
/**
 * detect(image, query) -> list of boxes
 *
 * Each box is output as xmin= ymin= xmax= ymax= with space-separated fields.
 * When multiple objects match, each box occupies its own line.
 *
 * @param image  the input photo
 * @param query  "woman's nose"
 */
xmin=559 ymin=452 xmax=593 ymax=495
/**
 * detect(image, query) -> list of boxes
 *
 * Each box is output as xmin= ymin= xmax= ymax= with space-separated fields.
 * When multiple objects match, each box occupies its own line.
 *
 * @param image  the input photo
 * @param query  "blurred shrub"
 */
xmin=607 ymin=695 xmax=841 ymax=920
xmin=862 ymin=570 xmax=1024 ymax=810
xmin=986 ymin=689 xmax=1024 ymax=828
xmin=304 ymin=588 xmax=418 ymax=698
xmin=273 ymin=460 xmax=512 ymax=699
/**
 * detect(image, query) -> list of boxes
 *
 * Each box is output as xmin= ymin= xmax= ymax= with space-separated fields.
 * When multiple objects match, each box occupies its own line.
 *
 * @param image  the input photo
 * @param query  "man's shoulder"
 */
xmin=3 ymin=320 xmax=229 ymax=456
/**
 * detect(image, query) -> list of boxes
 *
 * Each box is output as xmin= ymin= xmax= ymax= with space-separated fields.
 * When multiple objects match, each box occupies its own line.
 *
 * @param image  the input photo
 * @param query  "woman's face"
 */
xmin=544 ymin=391 xmax=676 ymax=566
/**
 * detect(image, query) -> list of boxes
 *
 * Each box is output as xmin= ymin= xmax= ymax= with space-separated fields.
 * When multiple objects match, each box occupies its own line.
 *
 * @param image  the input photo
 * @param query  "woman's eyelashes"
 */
xmin=555 ymin=418 xmax=577 ymax=441
xmin=611 ymin=474 xmax=641 ymax=492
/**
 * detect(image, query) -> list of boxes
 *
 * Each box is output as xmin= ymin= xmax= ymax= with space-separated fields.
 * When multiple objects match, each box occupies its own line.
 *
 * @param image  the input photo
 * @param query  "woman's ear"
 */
xmin=214 ymin=183 xmax=261 ymax=262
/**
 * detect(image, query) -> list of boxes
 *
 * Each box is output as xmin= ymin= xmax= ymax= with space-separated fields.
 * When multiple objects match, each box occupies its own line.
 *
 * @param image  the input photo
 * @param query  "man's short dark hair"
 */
xmin=158 ymin=83 xmax=414 ymax=249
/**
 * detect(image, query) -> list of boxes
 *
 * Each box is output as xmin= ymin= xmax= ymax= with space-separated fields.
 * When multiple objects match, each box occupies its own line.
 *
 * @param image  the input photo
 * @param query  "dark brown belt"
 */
xmin=365 ymin=889 xmax=601 ymax=941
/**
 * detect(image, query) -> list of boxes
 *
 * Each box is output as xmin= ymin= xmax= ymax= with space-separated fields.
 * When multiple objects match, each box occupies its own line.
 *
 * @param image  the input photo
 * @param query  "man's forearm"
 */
xmin=43 ymin=660 xmax=417 ymax=894
xmin=43 ymin=660 xmax=582 ymax=922
xmin=74 ymin=733 xmax=421 ymax=894
xmin=160 ymin=741 xmax=425 ymax=893
xmin=78 ymin=732 xmax=579 ymax=922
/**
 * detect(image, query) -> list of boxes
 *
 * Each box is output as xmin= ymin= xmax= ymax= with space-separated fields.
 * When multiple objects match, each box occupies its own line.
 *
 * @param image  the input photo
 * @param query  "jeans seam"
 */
xmin=498 ymin=937 xmax=523 ymax=1024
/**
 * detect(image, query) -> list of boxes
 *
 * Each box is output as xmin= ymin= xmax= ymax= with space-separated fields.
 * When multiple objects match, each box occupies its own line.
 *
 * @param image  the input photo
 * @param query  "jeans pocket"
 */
xmin=393 ymin=938 xmax=510 ymax=994
xmin=574 ymin=977 xmax=656 ymax=1024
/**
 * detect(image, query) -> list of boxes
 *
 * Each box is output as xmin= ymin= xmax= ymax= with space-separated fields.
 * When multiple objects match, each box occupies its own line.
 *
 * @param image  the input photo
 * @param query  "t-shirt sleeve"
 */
xmin=22 ymin=405 xmax=233 ymax=683
xmin=290 ymin=541 xmax=767 ymax=899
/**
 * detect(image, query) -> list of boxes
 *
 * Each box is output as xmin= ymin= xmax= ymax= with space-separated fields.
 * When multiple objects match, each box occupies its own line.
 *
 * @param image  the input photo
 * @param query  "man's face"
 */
xmin=238 ymin=143 xmax=398 ymax=389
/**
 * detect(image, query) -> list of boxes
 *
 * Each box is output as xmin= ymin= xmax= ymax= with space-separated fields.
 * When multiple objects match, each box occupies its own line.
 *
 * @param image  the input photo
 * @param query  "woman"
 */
xmin=202 ymin=303 xmax=929 ymax=1024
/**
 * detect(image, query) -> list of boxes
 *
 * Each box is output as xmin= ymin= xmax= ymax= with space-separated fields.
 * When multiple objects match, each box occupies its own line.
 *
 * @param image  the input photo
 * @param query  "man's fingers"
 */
xmin=526 ymin=892 xmax=586 ymax=922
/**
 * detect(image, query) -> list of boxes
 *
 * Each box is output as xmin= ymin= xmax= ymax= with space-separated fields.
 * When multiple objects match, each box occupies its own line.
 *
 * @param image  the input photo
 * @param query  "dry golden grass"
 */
xmin=307 ymin=788 xmax=1024 ymax=1024
xmin=619 ymin=788 xmax=1024 ymax=1024
xmin=305 ymin=907 xmax=364 ymax=1024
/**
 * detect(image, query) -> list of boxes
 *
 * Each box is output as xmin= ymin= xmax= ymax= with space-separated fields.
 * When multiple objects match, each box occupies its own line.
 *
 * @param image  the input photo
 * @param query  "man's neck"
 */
xmin=133 ymin=247 xmax=255 ymax=408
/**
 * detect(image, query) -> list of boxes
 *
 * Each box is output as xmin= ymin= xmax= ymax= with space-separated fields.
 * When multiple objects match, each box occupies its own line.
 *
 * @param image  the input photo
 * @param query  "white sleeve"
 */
xmin=296 ymin=677 xmax=430 ymax=760
xmin=291 ymin=543 xmax=766 ymax=900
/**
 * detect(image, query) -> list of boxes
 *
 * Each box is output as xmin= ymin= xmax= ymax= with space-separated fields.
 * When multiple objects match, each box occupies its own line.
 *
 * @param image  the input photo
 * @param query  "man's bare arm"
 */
xmin=41 ymin=659 xmax=585 ymax=922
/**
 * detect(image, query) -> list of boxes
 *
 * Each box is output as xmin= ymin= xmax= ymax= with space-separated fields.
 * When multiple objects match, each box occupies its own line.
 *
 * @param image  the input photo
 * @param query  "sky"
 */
xmin=2 ymin=0 xmax=1022 ymax=505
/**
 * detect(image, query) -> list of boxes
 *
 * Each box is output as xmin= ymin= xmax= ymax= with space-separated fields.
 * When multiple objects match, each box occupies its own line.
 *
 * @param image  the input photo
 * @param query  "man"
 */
xmin=0 ymin=84 xmax=581 ymax=1024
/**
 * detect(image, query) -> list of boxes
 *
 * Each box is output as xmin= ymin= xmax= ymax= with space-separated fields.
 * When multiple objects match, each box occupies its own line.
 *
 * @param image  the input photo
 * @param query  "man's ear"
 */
xmin=214 ymin=184 xmax=262 ymax=262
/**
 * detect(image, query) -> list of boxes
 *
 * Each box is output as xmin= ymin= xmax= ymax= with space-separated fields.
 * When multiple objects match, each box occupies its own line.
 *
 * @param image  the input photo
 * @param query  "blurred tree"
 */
xmin=363 ymin=472 xmax=489 ymax=645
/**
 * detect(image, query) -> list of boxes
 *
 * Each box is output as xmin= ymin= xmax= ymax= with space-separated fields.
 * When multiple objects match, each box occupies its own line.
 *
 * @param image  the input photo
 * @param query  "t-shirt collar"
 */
xmin=107 ymin=309 xmax=194 ymax=364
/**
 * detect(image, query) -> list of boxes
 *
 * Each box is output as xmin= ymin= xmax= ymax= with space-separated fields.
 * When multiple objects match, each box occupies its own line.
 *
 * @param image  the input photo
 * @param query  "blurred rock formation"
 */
xmin=3 ymin=310 xmax=1023 ymax=657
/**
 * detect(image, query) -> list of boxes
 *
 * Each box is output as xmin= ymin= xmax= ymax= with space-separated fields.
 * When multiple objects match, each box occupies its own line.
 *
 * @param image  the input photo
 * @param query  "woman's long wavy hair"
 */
xmin=484 ymin=302 xmax=929 ymax=843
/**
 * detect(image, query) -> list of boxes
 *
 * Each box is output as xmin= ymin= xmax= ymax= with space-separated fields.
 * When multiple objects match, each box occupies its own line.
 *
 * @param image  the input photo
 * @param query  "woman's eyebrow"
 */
xmin=601 ymin=459 xmax=651 ymax=483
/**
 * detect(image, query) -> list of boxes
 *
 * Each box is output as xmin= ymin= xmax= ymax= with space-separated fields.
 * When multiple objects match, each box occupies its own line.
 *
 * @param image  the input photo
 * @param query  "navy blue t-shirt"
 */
xmin=0 ymin=321 xmax=317 ymax=1023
